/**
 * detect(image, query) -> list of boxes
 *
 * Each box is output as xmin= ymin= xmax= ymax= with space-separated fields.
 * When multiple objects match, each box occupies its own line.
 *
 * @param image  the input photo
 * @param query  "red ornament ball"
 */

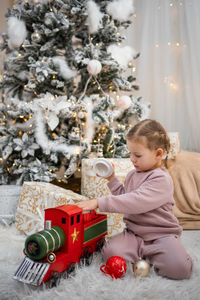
xmin=100 ymin=256 xmax=127 ymax=279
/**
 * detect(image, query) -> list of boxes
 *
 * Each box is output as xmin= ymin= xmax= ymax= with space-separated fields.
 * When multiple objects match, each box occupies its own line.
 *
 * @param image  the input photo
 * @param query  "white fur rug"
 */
xmin=0 ymin=225 xmax=200 ymax=300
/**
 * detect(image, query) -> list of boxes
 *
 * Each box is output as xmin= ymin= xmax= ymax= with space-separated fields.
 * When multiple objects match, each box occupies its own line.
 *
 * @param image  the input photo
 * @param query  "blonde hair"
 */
xmin=126 ymin=119 xmax=170 ymax=167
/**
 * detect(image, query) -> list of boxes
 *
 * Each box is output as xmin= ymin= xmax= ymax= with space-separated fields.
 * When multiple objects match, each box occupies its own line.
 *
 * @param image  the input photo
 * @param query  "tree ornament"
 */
xmin=106 ymin=0 xmax=135 ymax=22
xmin=87 ymin=0 xmax=103 ymax=33
xmin=31 ymin=30 xmax=42 ymax=43
xmin=78 ymin=111 xmax=85 ymax=119
xmin=133 ymin=258 xmax=150 ymax=277
xmin=100 ymin=256 xmax=127 ymax=279
xmin=107 ymin=45 xmax=137 ymax=68
xmin=87 ymin=59 xmax=102 ymax=76
xmin=118 ymin=95 xmax=132 ymax=110
xmin=44 ymin=16 xmax=52 ymax=26
xmin=7 ymin=16 xmax=27 ymax=49
xmin=68 ymin=127 xmax=80 ymax=141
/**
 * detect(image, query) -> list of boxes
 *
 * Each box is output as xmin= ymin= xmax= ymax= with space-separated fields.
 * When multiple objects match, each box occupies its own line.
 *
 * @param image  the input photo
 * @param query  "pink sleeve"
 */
xmin=98 ymin=173 xmax=173 ymax=214
xmin=107 ymin=177 xmax=125 ymax=195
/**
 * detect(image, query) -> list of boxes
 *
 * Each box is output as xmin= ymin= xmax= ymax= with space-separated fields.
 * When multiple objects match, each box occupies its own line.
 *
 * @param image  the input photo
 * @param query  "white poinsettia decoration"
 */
xmin=35 ymin=93 xmax=71 ymax=131
xmin=13 ymin=133 xmax=39 ymax=158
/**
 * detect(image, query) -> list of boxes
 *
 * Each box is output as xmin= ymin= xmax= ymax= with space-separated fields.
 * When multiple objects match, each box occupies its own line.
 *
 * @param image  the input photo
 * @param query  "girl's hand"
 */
xmin=105 ymin=163 xmax=115 ymax=181
xmin=76 ymin=199 xmax=98 ymax=211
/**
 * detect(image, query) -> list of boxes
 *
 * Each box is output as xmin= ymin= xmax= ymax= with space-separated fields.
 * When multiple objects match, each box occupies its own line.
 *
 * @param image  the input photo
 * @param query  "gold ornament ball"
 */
xmin=133 ymin=259 xmax=150 ymax=277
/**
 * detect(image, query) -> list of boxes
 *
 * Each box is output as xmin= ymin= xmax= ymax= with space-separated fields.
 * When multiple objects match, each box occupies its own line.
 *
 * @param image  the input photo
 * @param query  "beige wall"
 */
xmin=0 ymin=0 xmax=13 ymax=33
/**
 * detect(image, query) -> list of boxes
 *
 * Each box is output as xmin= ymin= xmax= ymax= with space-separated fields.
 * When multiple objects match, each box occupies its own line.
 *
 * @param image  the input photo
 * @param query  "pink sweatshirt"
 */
xmin=98 ymin=168 xmax=182 ymax=241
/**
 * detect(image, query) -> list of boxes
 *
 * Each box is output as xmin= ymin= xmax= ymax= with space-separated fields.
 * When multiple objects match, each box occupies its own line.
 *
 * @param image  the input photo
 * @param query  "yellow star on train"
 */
xmin=71 ymin=227 xmax=79 ymax=243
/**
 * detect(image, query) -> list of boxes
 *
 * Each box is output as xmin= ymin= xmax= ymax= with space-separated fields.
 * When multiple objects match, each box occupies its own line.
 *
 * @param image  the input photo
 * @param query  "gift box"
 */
xmin=167 ymin=132 xmax=180 ymax=159
xmin=81 ymin=158 xmax=134 ymax=237
xmin=15 ymin=182 xmax=88 ymax=235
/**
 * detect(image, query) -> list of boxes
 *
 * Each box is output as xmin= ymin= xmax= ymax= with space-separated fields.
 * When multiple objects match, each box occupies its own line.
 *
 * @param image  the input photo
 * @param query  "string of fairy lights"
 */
xmin=155 ymin=1 xmax=188 ymax=93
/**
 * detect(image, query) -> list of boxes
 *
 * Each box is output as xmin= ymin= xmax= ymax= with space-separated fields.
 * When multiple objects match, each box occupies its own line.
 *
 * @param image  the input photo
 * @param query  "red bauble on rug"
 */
xmin=100 ymin=256 xmax=127 ymax=279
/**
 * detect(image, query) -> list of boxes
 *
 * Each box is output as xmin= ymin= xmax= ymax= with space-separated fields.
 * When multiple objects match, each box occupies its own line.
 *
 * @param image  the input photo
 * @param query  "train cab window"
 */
xmin=62 ymin=217 xmax=66 ymax=224
xmin=71 ymin=216 xmax=74 ymax=225
xmin=77 ymin=214 xmax=80 ymax=223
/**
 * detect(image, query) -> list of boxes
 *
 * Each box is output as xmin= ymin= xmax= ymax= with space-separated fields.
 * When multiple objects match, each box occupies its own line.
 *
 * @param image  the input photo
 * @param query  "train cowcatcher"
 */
xmin=13 ymin=204 xmax=107 ymax=287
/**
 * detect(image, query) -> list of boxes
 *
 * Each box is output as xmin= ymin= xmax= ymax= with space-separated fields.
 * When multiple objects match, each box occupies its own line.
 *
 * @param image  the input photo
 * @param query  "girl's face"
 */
xmin=126 ymin=138 xmax=164 ymax=172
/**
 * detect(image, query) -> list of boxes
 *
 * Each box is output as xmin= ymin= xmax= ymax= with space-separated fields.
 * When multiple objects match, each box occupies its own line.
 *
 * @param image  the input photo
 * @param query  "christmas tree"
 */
xmin=0 ymin=0 xmax=150 ymax=185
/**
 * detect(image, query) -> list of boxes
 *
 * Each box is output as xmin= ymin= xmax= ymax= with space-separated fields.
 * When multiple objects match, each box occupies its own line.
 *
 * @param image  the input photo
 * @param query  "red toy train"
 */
xmin=13 ymin=204 xmax=107 ymax=287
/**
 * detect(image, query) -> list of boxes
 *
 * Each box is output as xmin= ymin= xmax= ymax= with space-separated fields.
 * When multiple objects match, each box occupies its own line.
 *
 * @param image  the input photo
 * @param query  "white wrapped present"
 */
xmin=167 ymin=132 xmax=180 ymax=159
xmin=15 ymin=181 xmax=88 ymax=235
xmin=81 ymin=158 xmax=134 ymax=237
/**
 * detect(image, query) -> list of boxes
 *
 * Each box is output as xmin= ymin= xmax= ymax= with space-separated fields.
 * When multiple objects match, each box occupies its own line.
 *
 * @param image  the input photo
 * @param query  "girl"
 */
xmin=77 ymin=119 xmax=193 ymax=280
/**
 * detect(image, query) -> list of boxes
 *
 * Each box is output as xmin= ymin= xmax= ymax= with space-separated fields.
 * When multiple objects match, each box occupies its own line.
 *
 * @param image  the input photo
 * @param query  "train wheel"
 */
xmin=86 ymin=252 xmax=93 ymax=266
xmin=80 ymin=246 xmax=93 ymax=266
xmin=96 ymin=238 xmax=105 ymax=252
xmin=46 ymin=271 xmax=61 ymax=288
xmin=67 ymin=262 xmax=76 ymax=276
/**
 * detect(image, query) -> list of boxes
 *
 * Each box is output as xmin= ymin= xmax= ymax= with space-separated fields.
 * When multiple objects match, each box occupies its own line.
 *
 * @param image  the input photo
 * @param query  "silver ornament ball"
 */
xmin=78 ymin=111 xmax=85 ymax=119
xmin=31 ymin=30 xmax=42 ymax=43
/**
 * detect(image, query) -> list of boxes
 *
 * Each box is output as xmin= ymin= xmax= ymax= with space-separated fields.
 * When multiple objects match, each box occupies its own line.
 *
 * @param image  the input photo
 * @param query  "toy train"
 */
xmin=13 ymin=204 xmax=107 ymax=287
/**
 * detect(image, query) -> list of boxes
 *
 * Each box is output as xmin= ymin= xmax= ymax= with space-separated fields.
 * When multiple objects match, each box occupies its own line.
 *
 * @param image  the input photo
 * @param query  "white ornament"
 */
xmin=106 ymin=0 xmax=135 ymax=22
xmin=8 ymin=17 xmax=27 ymax=49
xmin=47 ymin=112 xmax=59 ymax=131
xmin=52 ymin=56 xmax=76 ymax=80
xmin=87 ymin=0 xmax=103 ymax=33
xmin=78 ymin=111 xmax=85 ymax=119
xmin=87 ymin=60 xmax=102 ymax=76
xmin=108 ymin=45 xmax=136 ymax=68
xmin=118 ymin=95 xmax=132 ymax=110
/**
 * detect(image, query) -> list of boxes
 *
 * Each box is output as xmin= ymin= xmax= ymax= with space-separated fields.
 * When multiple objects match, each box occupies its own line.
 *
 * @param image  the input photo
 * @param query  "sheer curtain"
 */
xmin=131 ymin=0 xmax=200 ymax=152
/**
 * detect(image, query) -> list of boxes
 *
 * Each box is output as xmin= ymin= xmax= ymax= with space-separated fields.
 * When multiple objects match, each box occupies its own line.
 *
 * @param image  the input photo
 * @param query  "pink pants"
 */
xmin=102 ymin=229 xmax=193 ymax=280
